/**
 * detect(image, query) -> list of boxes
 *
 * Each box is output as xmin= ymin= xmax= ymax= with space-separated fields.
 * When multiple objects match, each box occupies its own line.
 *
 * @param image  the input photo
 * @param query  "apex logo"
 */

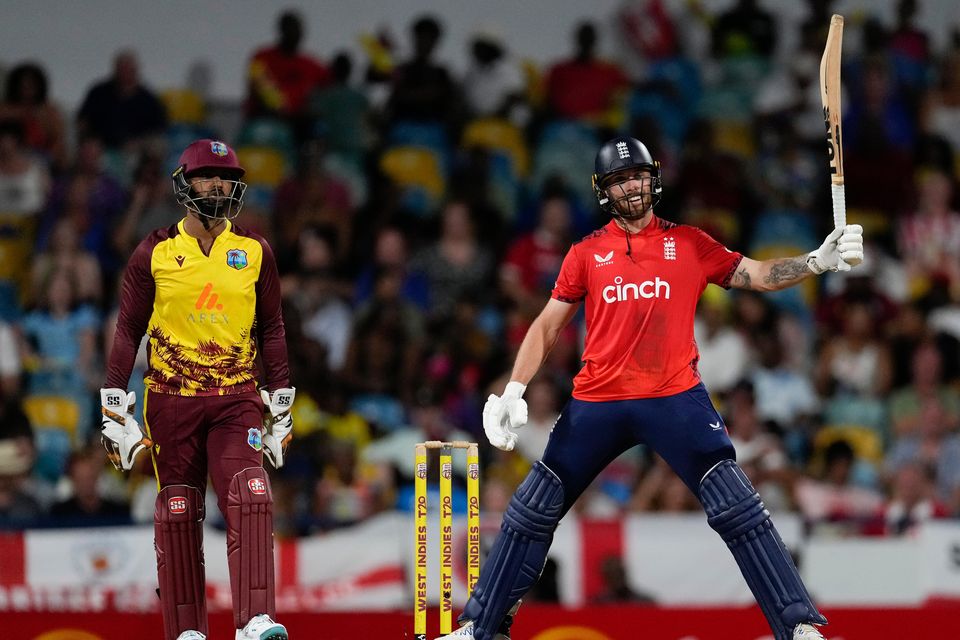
xmin=195 ymin=282 xmax=223 ymax=310
xmin=594 ymin=251 xmax=614 ymax=267
xmin=248 ymin=477 xmax=267 ymax=495
xmin=168 ymin=497 xmax=187 ymax=514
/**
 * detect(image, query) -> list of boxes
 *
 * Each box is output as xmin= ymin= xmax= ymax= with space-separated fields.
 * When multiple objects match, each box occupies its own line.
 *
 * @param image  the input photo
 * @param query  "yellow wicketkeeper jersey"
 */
xmin=106 ymin=218 xmax=289 ymax=396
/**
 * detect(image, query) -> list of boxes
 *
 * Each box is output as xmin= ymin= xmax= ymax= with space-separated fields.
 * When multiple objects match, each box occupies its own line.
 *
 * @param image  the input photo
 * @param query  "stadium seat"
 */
xmin=23 ymin=394 xmax=81 ymax=482
xmin=236 ymin=118 xmax=297 ymax=166
xmin=161 ymin=88 xmax=206 ymax=125
xmin=379 ymin=146 xmax=445 ymax=216
xmin=236 ymin=146 xmax=287 ymax=188
xmin=462 ymin=117 xmax=530 ymax=178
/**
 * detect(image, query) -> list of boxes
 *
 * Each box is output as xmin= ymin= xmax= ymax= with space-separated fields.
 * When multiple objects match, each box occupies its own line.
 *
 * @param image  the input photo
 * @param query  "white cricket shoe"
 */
xmin=236 ymin=614 xmax=288 ymax=640
xmin=176 ymin=632 xmax=206 ymax=640
xmin=794 ymin=623 xmax=827 ymax=639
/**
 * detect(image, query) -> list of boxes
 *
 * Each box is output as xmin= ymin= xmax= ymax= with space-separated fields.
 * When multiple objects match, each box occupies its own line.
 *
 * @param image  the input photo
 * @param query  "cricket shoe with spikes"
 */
xmin=794 ymin=623 xmax=827 ymax=639
xmin=236 ymin=614 xmax=288 ymax=640
xmin=433 ymin=601 xmax=520 ymax=640
xmin=176 ymin=632 xmax=206 ymax=640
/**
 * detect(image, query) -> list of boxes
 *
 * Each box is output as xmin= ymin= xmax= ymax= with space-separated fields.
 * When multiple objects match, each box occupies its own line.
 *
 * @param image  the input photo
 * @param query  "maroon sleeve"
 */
xmin=255 ymin=236 xmax=290 ymax=390
xmin=105 ymin=235 xmax=157 ymax=388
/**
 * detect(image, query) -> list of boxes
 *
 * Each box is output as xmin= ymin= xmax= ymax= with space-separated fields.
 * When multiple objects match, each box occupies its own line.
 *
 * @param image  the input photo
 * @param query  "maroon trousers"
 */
xmin=145 ymin=389 xmax=276 ymax=638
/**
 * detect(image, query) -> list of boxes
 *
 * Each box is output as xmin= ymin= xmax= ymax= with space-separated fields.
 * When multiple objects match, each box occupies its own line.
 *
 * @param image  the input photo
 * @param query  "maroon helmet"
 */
xmin=172 ymin=139 xmax=247 ymax=220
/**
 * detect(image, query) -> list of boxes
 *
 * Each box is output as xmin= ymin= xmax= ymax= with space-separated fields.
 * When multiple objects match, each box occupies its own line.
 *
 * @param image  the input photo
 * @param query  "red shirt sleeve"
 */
xmin=551 ymin=243 xmax=586 ymax=303
xmin=254 ymin=236 xmax=290 ymax=390
xmin=105 ymin=235 xmax=157 ymax=389
xmin=694 ymin=227 xmax=743 ymax=288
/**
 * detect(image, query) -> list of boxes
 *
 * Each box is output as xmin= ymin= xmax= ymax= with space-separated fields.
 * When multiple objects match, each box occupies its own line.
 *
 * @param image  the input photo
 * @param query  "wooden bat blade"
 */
xmin=820 ymin=14 xmax=844 ymax=183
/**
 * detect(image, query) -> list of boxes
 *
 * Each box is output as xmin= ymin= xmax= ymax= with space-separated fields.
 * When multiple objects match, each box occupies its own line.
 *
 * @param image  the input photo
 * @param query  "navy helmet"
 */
xmin=592 ymin=136 xmax=662 ymax=217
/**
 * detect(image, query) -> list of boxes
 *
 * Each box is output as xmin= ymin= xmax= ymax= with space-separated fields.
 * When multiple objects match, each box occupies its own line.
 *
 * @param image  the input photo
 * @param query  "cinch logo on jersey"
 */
xmin=248 ymin=477 xmax=267 ymax=495
xmin=168 ymin=497 xmax=188 ymax=514
xmin=594 ymin=251 xmax=615 ymax=267
xmin=602 ymin=275 xmax=671 ymax=303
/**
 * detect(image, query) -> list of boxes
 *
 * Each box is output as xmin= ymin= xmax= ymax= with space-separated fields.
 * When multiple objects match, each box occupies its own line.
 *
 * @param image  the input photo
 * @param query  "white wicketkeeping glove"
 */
xmin=807 ymin=224 xmax=864 ymax=274
xmin=260 ymin=387 xmax=295 ymax=468
xmin=100 ymin=388 xmax=152 ymax=471
xmin=482 ymin=381 xmax=528 ymax=451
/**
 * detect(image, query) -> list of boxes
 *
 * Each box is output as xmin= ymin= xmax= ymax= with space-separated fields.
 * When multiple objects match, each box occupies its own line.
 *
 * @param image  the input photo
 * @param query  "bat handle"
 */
xmin=831 ymin=183 xmax=846 ymax=229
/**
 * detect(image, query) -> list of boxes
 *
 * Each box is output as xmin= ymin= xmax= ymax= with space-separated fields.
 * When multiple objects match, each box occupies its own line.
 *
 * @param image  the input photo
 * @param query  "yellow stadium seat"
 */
xmin=379 ymin=146 xmax=445 ymax=199
xmin=813 ymin=424 xmax=884 ymax=466
xmin=236 ymin=146 xmax=287 ymax=188
xmin=462 ymin=118 xmax=530 ymax=177
xmin=23 ymin=394 xmax=81 ymax=437
xmin=161 ymin=88 xmax=206 ymax=125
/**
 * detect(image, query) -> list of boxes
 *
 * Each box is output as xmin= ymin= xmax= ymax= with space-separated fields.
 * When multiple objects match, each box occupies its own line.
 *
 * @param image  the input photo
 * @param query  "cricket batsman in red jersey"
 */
xmin=101 ymin=139 xmax=293 ymax=640
xmin=436 ymin=137 xmax=863 ymax=640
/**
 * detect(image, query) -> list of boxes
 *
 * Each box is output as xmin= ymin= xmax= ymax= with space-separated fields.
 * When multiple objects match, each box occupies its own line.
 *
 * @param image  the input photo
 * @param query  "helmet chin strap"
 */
xmin=190 ymin=208 xmax=226 ymax=232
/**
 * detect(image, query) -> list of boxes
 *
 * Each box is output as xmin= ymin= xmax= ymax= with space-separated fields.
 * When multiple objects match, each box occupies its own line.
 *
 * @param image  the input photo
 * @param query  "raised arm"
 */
xmin=729 ymin=225 xmax=864 ymax=292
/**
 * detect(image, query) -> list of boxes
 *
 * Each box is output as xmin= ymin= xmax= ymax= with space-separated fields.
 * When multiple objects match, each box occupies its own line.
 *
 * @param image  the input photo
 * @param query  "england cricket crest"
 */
xmin=247 ymin=427 xmax=263 ymax=451
xmin=663 ymin=236 xmax=676 ymax=260
xmin=226 ymin=248 xmax=248 ymax=270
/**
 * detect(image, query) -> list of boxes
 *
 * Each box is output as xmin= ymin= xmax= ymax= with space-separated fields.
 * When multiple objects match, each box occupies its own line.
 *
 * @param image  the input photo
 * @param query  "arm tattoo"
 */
xmin=763 ymin=256 xmax=811 ymax=288
xmin=731 ymin=266 xmax=752 ymax=289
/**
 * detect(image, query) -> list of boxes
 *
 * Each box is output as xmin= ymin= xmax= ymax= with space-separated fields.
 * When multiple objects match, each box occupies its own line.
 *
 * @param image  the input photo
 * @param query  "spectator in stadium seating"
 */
xmin=725 ymin=380 xmax=791 ymax=511
xmin=591 ymin=554 xmax=656 ymax=604
xmin=30 ymin=218 xmax=103 ymax=307
xmin=920 ymin=36 xmax=960 ymax=154
xmin=246 ymin=9 xmax=330 ymax=133
xmin=0 ymin=435 xmax=43 ymax=527
xmin=353 ymin=226 xmax=430 ymax=310
xmin=76 ymin=49 xmax=167 ymax=149
xmin=543 ymin=21 xmax=629 ymax=126
xmin=0 ymin=118 xmax=51 ymax=314
xmin=751 ymin=332 xmax=819 ymax=433
xmin=882 ymin=461 xmax=949 ymax=535
xmin=385 ymin=14 xmax=460 ymax=130
xmin=813 ymin=301 xmax=893 ymax=399
xmin=307 ymin=51 xmax=372 ymax=166
xmin=888 ymin=340 xmax=960 ymax=440
xmin=885 ymin=386 xmax=960 ymax=514
xmin=112 ymin=152 xmax=182 ymax=257
xmin=513 ymin=378 xmax=561 ymax=465
xmin=794 ymin=439 xmax=885 ymax=527
xmin=50 ymin=445 xmax=132 ymax=525
xmin=410 ymin=199 xmax=495 ymax=322
xmin=710 ymin=0 xmax=777 ymax=60
xmin=693 ymin=287 xmax=749 ymax=395
xmin=272 ymin=141 xmax=354 ymax=270
xmin=896 ymin=167 xmax=960 ymax=296
xmin=499 ymin=194 xmax=572 ymax=319
xmin=37 ymin=135 xmax=127 ymax=276
xmin=18 ymin=267 xmax=99 ymax=401
xmin=0 ymin=62 xmax=67 ymax=170
xmin=462 ymin=28 xmax=528 ymax=124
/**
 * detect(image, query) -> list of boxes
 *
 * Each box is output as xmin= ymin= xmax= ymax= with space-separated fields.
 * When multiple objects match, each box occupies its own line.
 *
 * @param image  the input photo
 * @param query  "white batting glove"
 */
xmin=482 ymin=381 xmax=528 ymax=451
xmin=807 ymin=224 xmax=864 ymax=274
xmin=100 ymin=388 xmax=152 ymax=471
xmin=260 ymin=387 xmax=295 ymax=468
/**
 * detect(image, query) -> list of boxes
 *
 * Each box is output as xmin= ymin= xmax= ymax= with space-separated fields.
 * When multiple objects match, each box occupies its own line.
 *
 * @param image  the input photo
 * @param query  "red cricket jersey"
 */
xmin=552 ymin=217 xmax=742 ymax=400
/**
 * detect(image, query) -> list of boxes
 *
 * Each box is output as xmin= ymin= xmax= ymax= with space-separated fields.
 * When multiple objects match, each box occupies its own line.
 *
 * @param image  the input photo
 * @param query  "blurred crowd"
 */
xmin=1 ymin=0 xmax=960 ymax=543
